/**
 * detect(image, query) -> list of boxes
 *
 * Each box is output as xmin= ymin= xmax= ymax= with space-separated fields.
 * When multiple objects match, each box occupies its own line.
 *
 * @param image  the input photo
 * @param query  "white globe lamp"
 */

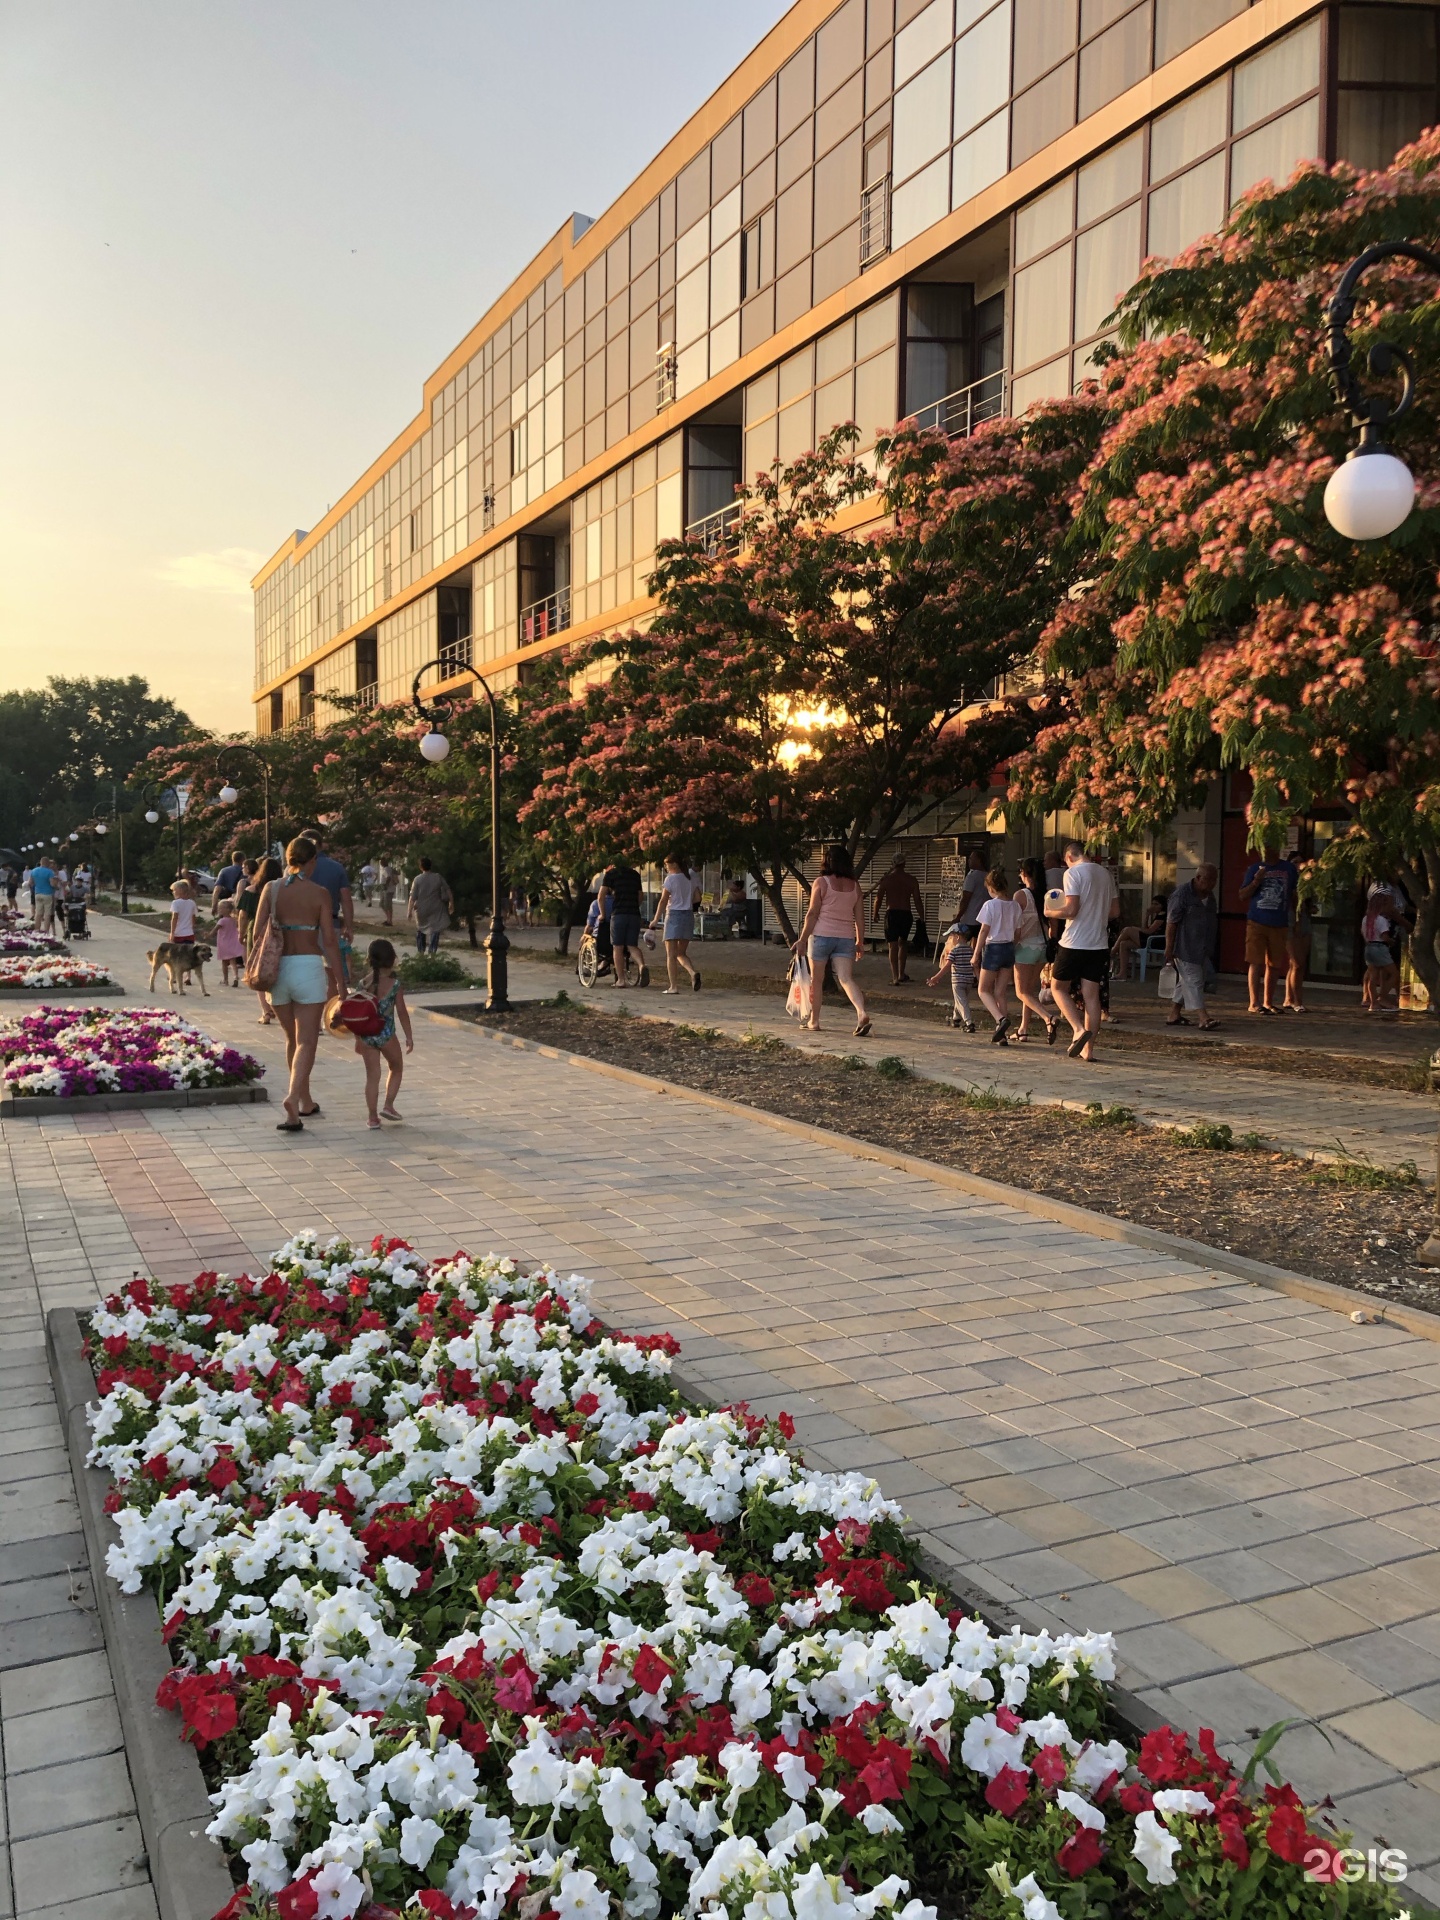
xmin=219 ymin=783 xmax=239 ymax=805
xmin=419 ymin=730 xmax=451 ymax=763
xmin=1323 ymin=447 xmax=1416 ymax=541
xmin=69 ymin=832 xmax=78 ymax=842
xmin=95 ymin=822 xmax=107 ymax=835
xmin=50 ymin=836 xmax=59 ymax=846
xmin=145 ymin=809 xmax=160 ymax=825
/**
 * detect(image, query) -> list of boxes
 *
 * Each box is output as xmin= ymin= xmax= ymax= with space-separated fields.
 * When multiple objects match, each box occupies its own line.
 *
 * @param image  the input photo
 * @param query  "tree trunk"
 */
xmin=465 ymin=913 xmax=479 ymax=948
xmin=1409 ymin=888 xmax=1440 ymax=1019
xmin=754 ymin=869 xmax=798 ymax=944
xmin=555 ymin=882 xmax=586 ymax=956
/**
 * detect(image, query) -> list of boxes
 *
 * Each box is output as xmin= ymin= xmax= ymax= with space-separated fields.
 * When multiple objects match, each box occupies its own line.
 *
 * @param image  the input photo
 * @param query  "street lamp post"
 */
xmin=216 ymin=743 xmax=273 ymax=859
xmin=411 ymin=659 xmax=509 ymax=1012
xmin=141 ymin=782 xmax=186 ymax=881
xmin=1323 ymin=240 xmax=1440 ymax=1259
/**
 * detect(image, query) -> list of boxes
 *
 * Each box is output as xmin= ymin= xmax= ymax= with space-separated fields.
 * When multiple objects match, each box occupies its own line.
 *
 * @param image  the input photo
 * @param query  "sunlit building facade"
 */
xmin=253 ymin=0 xmax=1440 ymax=978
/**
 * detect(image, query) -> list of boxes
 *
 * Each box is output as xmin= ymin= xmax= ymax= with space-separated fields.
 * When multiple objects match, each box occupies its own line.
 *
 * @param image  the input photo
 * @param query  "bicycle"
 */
xmin=577 ymin=929 xmax=647 ymax=989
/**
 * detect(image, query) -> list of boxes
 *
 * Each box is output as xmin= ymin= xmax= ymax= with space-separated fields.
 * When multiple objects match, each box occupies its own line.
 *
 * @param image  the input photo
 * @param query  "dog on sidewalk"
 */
xmin=146 ymin=940 xmax=213 ymax=996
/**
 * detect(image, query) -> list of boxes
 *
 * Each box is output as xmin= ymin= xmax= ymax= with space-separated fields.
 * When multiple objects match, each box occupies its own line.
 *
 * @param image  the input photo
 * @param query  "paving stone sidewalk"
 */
xmin=5 ymin=912 xmax=1440 ymax=1903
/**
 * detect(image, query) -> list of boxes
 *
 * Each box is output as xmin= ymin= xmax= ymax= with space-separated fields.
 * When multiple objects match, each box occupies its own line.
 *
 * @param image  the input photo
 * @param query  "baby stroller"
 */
xmin=65 ymin=881 xmax=90 ymax=939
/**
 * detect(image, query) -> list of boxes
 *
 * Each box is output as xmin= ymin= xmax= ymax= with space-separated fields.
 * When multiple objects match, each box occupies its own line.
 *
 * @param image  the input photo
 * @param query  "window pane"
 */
xmin=779 ymin=42 xmax=817 ymax=136
xmin=1014 ymin=0 xmax=1078 ymax=91
xmin=1016 ymin=175 xmax=1074 ymax=263
xmin=1151 ymin=75 xmax=1228 ymax=180
xmin=817 ymin=0 xmax=865 ymax=98
xmin=1233 ymin=19 xmax=1321 ymax=135
xmin=816 ymin=70 xmax=864 ymax=155
xmin=895 ymin=0 xmax=955 ymax=87
xmin=1339 ymin=6 xmax=1437 ymax=83
xmin=891 ymin=151 xmax=952 ymax=244
xmin=953 ymin=1 xmax=1011 ymax=138
xmin=1078 ymin=3 xmax=1151 ymax=118
xmin=854 ymin=345 xmax=899 ymax=443
xmin=952 ymin=109 xmax=1009 ymax=205
xmin=814 ymin=128 xmax=863 ymax=242
xmin=1336 ymin=88 xmax=1436 ymax=170
xmin=777 ymin=394 xmax=815 ymax=464
xmin=746 ymin=367 xmax=779 ymax=422
xmin=857 ymin=295 xmax=899 ymax=356
xmin=815 ymin=370 xmax=856 ymax=434
xmin=1012 ymin=356 xmax=1070 ymax=410
xmin=1146 ymin=150 xmax=1226 ymax=256
xmin=1082 ymin=0 xmax=1140 ymax=33
xmin=1077 ymin=130 xmax=1143 ymax=225
xmin=1230 ymin=94 xmax=1321 ymax=200
xmin=1074 ymin=201 xmax=1140 ymax=338
xmin=779 ymin=344 xmax=814 ymax=405
xmin=893 ymin=51 xmax=954 ymax=180
xmin=1012 ymin=58 xmax=1077 ymax=161
xmin=1155 ymin=0 xmax=1243 ymax=65
xmin=1013 ymin=241 xmax=1073 ymax=369
xmin=817 ymin=316 xmax=856 ymax=381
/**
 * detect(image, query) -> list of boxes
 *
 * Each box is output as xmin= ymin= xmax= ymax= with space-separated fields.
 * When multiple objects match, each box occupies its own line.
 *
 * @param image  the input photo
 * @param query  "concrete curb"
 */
xmin=2 ymin=1085 xmax=268 ymax=1115
xmin=427 ymin=1009 xmax=1440 ymax=1346
xmin=47 ymin=1307 xmax=239 ymax=1920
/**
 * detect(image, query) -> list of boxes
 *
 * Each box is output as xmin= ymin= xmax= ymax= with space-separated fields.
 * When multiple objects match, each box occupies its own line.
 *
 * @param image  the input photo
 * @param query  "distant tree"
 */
xmin=0 ymin=675 xmax=191 ymax=859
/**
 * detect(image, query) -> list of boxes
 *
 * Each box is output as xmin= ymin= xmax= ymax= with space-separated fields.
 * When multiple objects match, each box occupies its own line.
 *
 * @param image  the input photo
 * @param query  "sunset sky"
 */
xmin=0 ymin=2 xmax=787 ymax=732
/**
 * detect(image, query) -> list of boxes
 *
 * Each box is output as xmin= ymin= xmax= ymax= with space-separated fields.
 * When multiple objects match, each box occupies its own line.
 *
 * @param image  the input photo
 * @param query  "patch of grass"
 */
xmin=1083 ymin=1101 xmax=1137 ymax=1128
xmin=673 ymin=1023 xmax=721 ymax=1043
xmin=612 ymin=1001 xmax=635 ymax=1019
xmin=1404 ymin=1051 xmax=1436 ymax=1093
xmin=958 ymin=1085 xmax=1027 ymax=1111
xmin=541 ymin=989 xmax=586 ymax=1011
xmin=1173 ymin=1120 xmax=1239 ymax=1152
xmin=396 ymin=951 xmax=470 ymax=987
xmin=1306 ymin=1155 xmax=1420 ymax=1191
xmin=875 ymin=1055 xmax=913 ymax=1080
xmin=741 ymin=1027 xmax=787 ymax=1053
xmin=838 ymin=1054 xmax=867 ymax=1072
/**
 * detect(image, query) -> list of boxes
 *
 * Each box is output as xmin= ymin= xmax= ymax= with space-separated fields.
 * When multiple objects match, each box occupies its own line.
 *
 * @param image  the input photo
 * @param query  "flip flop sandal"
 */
xmin=1066 ymin=1028 xmax=1095 ymax=1059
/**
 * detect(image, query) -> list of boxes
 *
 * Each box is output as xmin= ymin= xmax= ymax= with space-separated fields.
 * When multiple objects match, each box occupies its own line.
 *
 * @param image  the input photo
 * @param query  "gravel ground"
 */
xmin=451 ymin=999 xmax=1440 ymax=1316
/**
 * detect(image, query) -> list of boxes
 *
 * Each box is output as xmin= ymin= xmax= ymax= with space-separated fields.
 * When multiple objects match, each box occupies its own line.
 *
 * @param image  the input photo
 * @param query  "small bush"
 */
xmin=674 ymin=1023 xmax=720 ymax=1043
xmin=1404 ymin=1051 xmax=1435 ymax=1092
xmin=1307 ymin=1155 xmax=1420 ymax=1191
xmin=396 ymin=951 xmax=470 ymax=987
xmin=960 ymin=1084 xmax=1025 ymax=1111
xmin=741 ymin=1027 xmax=787 ymax=1053
xmin=875 ymin=1055 xmax=913 ymax=1080
xmin=838 ymin=1054 xmax=867 ymax=1072
xmin=1083 ymin=1101 xmax=1136 ymax=1128
xmin=1174 ymin=1119 xmax=1237 ymax=1151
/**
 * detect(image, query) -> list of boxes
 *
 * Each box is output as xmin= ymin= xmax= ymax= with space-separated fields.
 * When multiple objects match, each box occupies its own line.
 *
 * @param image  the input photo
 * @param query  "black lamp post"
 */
xmin=411 ymin=659 xmax=509 ymax=1012
xmin=1322 ymin=241 xmax=1440 ymax=1261
xmin=141 ymin=782 xmax=187 ymax=881
xmin=216 ymin=743 xmax=273 ymax=860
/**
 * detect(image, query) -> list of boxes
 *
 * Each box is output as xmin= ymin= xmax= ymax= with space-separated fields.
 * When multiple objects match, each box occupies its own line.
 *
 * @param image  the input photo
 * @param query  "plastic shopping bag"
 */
xmin=786 ymin=954 xmax=811 ymax=1020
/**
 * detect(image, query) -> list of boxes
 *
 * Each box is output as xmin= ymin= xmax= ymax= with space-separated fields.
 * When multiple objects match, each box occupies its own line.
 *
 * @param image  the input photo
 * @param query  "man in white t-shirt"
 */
xmin=1050 ymin=841 xmax=1117 ymax=1062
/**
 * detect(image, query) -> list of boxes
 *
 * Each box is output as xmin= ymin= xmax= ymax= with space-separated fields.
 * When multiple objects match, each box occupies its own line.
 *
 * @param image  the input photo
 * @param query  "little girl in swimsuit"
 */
xmin=357 ymin=938 xmax=413 ymax=1128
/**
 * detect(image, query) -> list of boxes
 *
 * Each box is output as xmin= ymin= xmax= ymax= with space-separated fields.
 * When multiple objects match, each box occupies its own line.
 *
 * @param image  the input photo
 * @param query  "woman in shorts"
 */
xmin=650 ymin=852 xmax=701 ymax=993
xmin=248 ymin=837 xmax=344 ymax=1132
xmin=972 ymin=868 xmax=1023 ymax=1044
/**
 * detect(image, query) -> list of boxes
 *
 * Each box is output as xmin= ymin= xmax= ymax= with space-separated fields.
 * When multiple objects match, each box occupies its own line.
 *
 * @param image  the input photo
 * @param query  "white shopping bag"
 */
xmin=1157 ymin=962 xmax=1178 ymax=999
xmin=786 ymin=954 xmax=811 ymax=1020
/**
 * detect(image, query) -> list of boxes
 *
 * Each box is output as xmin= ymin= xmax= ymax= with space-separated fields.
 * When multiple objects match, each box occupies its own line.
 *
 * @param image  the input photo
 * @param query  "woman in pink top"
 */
xmin=792 ymin=844 xmax=871 ymax=1037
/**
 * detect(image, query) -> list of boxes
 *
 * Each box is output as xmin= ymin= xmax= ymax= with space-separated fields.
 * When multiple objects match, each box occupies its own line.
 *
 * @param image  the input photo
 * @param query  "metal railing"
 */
xmin=686 ymin=499 xmax=743 ymax=557
xmin=860 ymin=176 xmax=890 ymax=268
xmin=355 ymin=682 xmax=379 ymax=708
xmin=520 ymin=585 xmax=571 ymax=645
xmin=907 ymin=369 xmax=1008 ymax=441
xmin=439 ymin=636 xmax=474 ymax=674
xmin=656 ymin=343 xmax=678 ymax=410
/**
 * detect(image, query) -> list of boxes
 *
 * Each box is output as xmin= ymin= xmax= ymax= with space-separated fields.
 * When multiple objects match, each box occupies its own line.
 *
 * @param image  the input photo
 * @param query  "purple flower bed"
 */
xmin=0 ymin=1005 xmax=263 ymax=1098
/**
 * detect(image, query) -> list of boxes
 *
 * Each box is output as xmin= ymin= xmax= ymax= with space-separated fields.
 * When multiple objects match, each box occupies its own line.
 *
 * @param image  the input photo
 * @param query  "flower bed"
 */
xmin=2 ymin=1005 xmax=262 ymax=1096
xmin=84 ymin=1235 xmax=1402 ymax=1920
xmin=0 ymin=955 xmax=115 ymax=990
xmin=0 ymin=929 xmax=71 ymax=955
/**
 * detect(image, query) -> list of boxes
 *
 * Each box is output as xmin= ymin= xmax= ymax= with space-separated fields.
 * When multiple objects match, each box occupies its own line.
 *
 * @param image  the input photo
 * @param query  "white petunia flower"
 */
xmin=1132 ymin=1810 xmax=1182 ymax=1886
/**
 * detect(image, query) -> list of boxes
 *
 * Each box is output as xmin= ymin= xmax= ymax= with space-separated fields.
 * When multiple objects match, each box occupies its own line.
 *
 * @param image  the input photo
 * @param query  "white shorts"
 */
xmin=269 ymin=953 xmax=329 ymax=1006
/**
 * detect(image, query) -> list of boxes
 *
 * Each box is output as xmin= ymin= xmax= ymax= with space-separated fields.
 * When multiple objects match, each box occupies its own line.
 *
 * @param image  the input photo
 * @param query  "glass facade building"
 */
xmin=253 ymin=0 xmax=1440 ymax=737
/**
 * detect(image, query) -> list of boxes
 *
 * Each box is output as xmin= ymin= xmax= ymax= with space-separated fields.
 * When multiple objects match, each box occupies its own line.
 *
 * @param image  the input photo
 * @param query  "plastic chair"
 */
xmin=1136 ymin=934 xmax=1168 ymax=981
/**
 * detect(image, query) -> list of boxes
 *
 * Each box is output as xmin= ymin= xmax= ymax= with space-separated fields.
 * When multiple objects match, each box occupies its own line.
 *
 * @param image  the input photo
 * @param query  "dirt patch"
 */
xmin=446 ymin=997 xmax=1440 ymax=1317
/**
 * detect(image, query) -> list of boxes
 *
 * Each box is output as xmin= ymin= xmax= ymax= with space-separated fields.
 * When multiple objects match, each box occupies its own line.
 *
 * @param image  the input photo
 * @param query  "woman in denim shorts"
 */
xmin=651 ymin=853 xmax=701 ymax=993
xmin=792 ymin=844 xmax=871 ymax=1037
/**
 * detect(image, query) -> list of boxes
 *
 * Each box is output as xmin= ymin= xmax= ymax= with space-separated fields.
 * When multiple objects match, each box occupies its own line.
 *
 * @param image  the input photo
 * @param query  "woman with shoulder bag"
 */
xmin=792 ymin=845 xmax=871 ymax=1037
xmin=247 ymin=837 xmax=344 ymax=1132
xmin=1013 ymin=856 xmax=1057 ymax=1044
xmin=237 ymin=857 xmax=279 ymax=1025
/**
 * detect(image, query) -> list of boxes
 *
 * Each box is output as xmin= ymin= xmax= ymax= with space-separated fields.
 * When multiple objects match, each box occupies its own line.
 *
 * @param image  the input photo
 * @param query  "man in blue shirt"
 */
xmin=29 ymin=857 xmax=56 ymax=932
xmin=304 ymin=829 xmax=354 ymax=982
xmin=213 ymin=850 xmax=244 ymax=904
xmin=1239 ymin=845 xmax=1299 ymax=1016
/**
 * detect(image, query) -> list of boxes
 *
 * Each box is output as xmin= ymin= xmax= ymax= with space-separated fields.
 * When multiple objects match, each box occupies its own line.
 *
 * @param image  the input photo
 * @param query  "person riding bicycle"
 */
xmin=583 ymin=891 xmax=613 ymax=978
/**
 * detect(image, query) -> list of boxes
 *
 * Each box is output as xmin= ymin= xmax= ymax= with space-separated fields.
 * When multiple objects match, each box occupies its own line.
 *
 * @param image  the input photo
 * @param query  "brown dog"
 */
xmin=147 ymin=941 xmax=213 ymax=996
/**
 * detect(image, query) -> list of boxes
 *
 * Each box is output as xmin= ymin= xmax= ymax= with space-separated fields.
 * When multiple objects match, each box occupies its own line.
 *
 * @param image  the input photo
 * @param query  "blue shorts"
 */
xmin=809 ymin=934 xmax=855 ymax=964
xmin=269 ymin=953 xmax=329 ymax=1005
xmin=979 ymin=941 xmax=1016 ymax=971
xmin=610 ymin=912 xmax=642 ymax=949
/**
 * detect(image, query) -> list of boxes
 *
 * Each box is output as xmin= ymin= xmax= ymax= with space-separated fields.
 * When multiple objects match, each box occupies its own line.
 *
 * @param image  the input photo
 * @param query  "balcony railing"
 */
xmin=356 ymin=682 xmax=379 ymax=708
xmin=686 ymin=499 xmax=743 ymax=557
xmin=520 ymin=585 xmax=571 ymax=646
xmin=859 ymin=176 xmax=890 ymax=268
xmin=907 ymin=369 xmax=1008 ymax=441
xmin=439 ymin=636 xmax=474 ymax=674
xmin=656 ymin=343 xmax=678 ymax=410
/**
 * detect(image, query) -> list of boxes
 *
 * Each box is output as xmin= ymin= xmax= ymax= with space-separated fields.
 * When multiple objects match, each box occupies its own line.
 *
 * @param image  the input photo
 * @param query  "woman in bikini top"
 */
xmin=250 ymin=837 xmax=343 ymax=1132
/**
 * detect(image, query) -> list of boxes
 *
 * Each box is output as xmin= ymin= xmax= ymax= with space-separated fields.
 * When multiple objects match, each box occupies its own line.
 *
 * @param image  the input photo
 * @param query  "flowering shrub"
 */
xmin=2 ymin=1005 xmax=261 ymax=1096
xmin=0 ymin=930 xmax=71 ymax=955
xmin=0 ymin=956 xmax=117 ymax=990
xmin=86 ymin=1235 xmax=1400 ymax=1920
